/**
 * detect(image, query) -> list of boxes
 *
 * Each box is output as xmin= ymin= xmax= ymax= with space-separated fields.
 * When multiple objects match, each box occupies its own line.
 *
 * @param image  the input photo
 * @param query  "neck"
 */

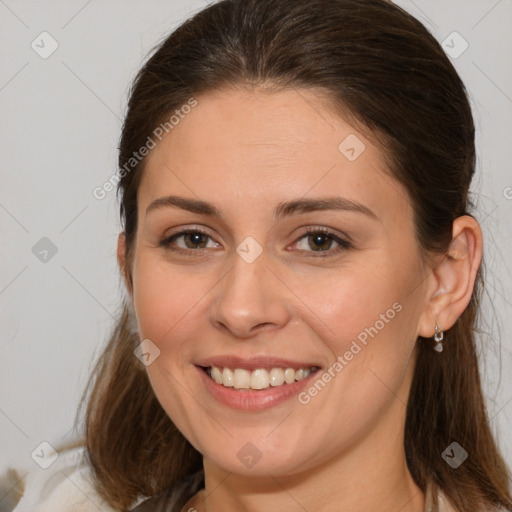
xmin=188 ymin=404 xmax=425 ymax=512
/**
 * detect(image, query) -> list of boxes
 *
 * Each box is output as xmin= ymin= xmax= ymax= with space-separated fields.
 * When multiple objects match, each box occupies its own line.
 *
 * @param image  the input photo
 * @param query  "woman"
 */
xmin=9 ymin=0 xmax=511 ymax=511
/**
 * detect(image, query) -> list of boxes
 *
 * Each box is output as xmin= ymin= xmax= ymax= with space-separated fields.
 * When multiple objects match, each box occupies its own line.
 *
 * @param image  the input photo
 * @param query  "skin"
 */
xmin=117 ymin=87 xmax=483 ymax=512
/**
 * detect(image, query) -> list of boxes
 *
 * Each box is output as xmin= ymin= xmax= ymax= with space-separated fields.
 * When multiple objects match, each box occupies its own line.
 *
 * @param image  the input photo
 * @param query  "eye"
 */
xmin=293 ymin=228 xmax=352 ymax=256
xmin=159 ymin=227 xmax=351 ymax=257
xmin=160 ymin=229 xmax=219 ymax=252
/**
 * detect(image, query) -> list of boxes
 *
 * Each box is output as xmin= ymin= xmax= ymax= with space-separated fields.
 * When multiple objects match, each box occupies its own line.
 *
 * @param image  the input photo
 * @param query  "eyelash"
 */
xmin=159 ymin=226 xmax=353 ymax=258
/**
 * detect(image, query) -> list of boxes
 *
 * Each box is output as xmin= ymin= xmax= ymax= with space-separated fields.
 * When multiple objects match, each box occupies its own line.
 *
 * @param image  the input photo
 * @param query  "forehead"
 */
xmin=138 ymin=87 xmax=411 ymax=223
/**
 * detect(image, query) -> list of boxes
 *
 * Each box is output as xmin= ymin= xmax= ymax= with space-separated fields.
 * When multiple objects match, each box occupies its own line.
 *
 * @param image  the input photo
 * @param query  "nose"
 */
xmin=208 ymin=252 xmax=291 ymax=339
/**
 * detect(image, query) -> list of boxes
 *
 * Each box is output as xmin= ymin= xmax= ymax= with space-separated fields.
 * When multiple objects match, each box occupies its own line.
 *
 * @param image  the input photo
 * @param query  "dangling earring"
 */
xmin=433 ymin=323 xmax=444 ymax=353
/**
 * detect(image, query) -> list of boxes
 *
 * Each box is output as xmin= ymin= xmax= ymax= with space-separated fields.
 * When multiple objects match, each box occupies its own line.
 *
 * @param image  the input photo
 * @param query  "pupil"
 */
xmin=186 ymin=232 xmax=206 ymax=248
xmin=309 ymin=233 xmax=331 ymax=251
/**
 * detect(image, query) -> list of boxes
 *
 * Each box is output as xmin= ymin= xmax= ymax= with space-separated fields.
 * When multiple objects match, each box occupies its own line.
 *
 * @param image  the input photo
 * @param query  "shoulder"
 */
xmin=4 ymin=445 xmax=202 ymax=512
xmin=6 ymin=445 xmax=136 ymax=512
xmin=131 ymin=470 xmax=204 ymax=512
xmin=434 ymin=484 xmax=508 ymax=512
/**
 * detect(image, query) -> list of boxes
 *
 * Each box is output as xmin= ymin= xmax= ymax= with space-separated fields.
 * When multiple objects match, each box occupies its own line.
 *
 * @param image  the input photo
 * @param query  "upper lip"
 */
xmin=195 ymin=355 xmax=321 ymax=371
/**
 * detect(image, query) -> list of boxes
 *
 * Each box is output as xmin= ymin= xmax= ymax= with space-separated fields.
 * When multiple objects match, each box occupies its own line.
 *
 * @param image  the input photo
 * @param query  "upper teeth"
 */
xmin=208 ymin=366 xmax=316 ymax=390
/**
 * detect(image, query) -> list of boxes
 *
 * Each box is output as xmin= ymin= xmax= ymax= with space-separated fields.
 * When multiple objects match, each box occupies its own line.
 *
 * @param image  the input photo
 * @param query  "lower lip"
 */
xmin=196 ymin=366 xmax=320 ymax=411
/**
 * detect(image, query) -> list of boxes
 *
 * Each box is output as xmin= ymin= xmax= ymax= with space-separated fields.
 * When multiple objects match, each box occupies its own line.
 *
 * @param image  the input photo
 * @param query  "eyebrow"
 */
xmin=145 ymin=195 xmax=378 ymax=221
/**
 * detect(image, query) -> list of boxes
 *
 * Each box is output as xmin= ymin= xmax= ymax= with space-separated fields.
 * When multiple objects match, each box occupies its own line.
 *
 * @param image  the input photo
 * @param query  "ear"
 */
xmin=417 ymin=215 xmax=483 ymax=338
xmin=117 ymin=232 xmax=133 ymax=297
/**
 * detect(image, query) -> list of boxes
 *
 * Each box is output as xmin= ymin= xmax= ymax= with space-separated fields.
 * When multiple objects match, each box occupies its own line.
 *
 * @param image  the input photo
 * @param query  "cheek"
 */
xmin=132 ymin=253 xmax=214 ymax=352
xmin=133 ymin=245 xmax=419 ymax=363
xmin=288 ymin=260 xmax=407 ymax=346
xmin=289 ymin=256 xmax=420 ymax=402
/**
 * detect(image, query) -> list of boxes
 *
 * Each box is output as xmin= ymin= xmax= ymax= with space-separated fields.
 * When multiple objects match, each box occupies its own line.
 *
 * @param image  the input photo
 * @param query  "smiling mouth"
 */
xmin=203 ymin=365 xmax=321 ymax=391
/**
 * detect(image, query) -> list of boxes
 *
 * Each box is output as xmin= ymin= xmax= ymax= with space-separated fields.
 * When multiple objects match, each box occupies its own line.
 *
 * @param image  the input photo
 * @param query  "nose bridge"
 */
xmin=209 ymin=249 xmax=290 ymax=337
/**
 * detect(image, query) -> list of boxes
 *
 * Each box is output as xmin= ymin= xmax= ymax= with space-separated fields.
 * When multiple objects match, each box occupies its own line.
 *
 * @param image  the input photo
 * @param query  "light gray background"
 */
xmin=0 ymin=0 xmax=511 ymax=485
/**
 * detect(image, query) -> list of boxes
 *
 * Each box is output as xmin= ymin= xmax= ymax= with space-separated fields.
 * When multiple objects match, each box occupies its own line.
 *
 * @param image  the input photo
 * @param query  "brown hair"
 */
xmin=79 ymin=0 xmax=511 ymax=510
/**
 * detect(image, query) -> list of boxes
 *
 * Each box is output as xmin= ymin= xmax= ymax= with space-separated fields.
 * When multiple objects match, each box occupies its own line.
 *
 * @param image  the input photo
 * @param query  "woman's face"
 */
xmin=127 ymin=87 xmax=432 ymax=477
